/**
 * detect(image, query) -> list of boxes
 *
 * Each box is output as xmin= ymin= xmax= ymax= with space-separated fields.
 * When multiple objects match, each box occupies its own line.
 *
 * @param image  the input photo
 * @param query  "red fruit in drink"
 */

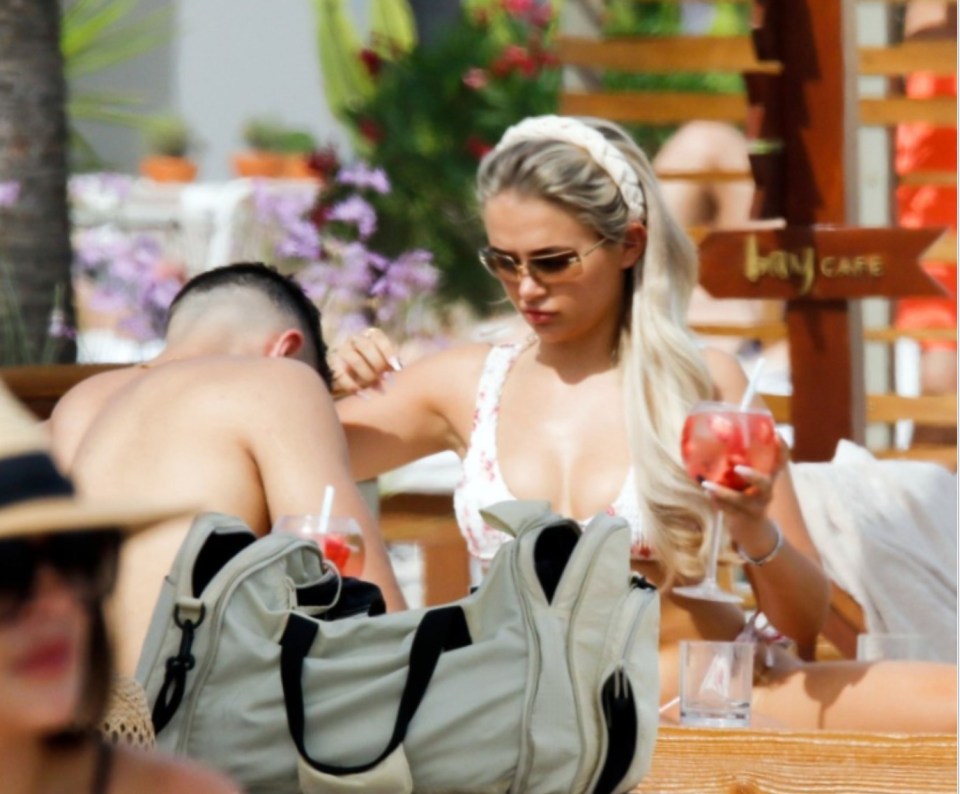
xmin=322 ymin=534 xmax=350 ymax=570
xmin=682 ymin=406 xmax=777 ymax=492
xmin=708 ymin=413 xmax=744 ymax=454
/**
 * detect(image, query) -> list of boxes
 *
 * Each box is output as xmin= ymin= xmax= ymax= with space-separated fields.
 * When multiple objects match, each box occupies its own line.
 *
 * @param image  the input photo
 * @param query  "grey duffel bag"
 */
xmin=136 ymin=500 xmax=660 ymax=794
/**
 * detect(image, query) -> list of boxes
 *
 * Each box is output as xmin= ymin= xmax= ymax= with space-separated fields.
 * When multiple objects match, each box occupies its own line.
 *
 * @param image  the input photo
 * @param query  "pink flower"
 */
xmin=491 ymin=45 xmax=536 ymax=78
xmin=503 ymin=0 xmax=535 ymax=16
xmin=530 ymin=4 xmax=553 ymax=27
xmin=462 ymin=68 xmax=489 ymax=90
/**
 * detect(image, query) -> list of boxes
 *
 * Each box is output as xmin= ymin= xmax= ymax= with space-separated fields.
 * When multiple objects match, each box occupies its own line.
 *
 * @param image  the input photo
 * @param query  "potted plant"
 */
xmin=232 ymin=117 xmax=287 ymax=178
xmin=139 ymin=115 xmax=198 ymax=183
xmin=277 ymin=129 xmax=320 ymax=180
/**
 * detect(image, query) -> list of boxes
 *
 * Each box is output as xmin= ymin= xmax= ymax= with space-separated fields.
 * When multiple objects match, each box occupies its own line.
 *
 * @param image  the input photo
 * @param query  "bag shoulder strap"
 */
xmin=479 ymin=499 xmax=557 ymax=539
xmin=280 ymin=606 xmax=471 ymax=775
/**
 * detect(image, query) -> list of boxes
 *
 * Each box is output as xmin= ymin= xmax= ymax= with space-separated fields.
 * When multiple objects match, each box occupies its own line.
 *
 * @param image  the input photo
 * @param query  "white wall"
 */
xmin=73 ymin=0 xmax=360 ymax=179
xmin=175 ymin=0 xmax=354 ymax=180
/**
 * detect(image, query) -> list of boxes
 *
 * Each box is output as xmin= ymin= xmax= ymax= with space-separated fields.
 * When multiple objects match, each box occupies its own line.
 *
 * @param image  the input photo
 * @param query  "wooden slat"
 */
xmin=656 ymin=169 xmax=753 ymax=183
xmin=379 ymin=492 xmax=470 ymax=606
xmin=874 ymin=445 xmax=958 ymax=468
xmin=634 ymin=726 xmax=958 ymax=794
xmin=761 ymin=392 xmax=958 ymax=428
xmin=859 ymin=96 xmax=957 ymax=126
xmin=556 ymin=35 xmax=781 ymax=75
xmin=690 ymin=322 xmax=789 ymax=341
xmin=855 ymin=0 xmax=957 ymax=4
xmin=859 ymin=40 xmax=957 ymax=76
xmin=898 ymin=170 xmax=957 ymax=187
xmin=866 ymin=392 xmax=958 ymax=426
xmin=692 ymin=324 xmax=957 ymax=345
xmin=560 ymin=91 xmax=748 ymax=124
xmin=864 ymin=326 xmax=957 ymax=343
xmin=759 ymin=393 xmax=791 ymax=424
xmin=2 ymin=364 xmax=122 ymax=420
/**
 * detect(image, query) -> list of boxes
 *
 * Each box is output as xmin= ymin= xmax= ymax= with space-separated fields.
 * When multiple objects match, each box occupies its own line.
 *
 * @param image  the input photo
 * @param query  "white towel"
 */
xmin=792 ymin=441 xmax=957 ymax=662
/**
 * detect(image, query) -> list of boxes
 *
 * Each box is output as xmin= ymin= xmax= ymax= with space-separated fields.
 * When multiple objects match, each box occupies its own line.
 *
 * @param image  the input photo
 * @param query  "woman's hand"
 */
xmin=329 ymin=328 xmax=403 ymax=399
xmin=701 ymin=434 xmax=790 ymax=560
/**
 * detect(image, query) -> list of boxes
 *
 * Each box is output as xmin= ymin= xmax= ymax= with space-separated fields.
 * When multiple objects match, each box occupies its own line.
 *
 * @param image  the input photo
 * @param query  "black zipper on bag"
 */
xmin=593 ymin=669 xmax=638 ymax=794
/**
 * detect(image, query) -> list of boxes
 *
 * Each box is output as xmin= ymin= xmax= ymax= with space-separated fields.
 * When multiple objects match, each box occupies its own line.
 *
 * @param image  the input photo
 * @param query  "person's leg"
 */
xmin=754 ymin=659 xmax=957 ymax=732
xmin=653 ymin=120 xmax=754 ymax=228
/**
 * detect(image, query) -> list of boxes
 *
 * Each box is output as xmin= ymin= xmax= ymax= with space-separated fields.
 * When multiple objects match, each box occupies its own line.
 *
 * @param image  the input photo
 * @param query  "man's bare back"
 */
xmin=53 ymin=358 xmax=282 ymax=534
xmin=51 ymin=355 xmax=402 ymax=672
xmin=51 ymin=263 xmax=406 ymax=670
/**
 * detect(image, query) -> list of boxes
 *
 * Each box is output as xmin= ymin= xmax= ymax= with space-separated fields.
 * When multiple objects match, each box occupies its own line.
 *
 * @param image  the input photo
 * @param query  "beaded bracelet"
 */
xmin=737 ymin=521 xmax=784 ymax=566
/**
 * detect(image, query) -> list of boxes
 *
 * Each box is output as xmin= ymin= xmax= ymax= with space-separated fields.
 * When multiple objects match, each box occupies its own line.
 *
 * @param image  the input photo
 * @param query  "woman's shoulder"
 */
xmin=405 ymin=341 xmax=500 ymax=383
xmin=699 ymin=346 xmax=749 ymax=403
xmin=111 ymin=746 xmax=239 ymax=794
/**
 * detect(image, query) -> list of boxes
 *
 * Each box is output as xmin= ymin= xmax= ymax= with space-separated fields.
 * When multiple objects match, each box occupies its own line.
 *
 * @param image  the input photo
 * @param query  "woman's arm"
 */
xmin=702 ymin=349 xmax=830 ymax=648
xmin=335 ymin=341 xmax=490 ymax=482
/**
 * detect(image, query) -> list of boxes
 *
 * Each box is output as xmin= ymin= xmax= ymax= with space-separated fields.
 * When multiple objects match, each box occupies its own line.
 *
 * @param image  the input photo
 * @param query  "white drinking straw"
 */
xmin=318 ymin=484 xmax=335 ymax=536
xmin=738 ymin=357 xmax=767 ymax=411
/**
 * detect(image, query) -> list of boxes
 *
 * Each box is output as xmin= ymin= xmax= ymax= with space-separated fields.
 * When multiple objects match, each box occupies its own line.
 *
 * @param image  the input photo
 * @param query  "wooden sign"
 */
xmin=699 ymin=226 xmax=948 ymax=301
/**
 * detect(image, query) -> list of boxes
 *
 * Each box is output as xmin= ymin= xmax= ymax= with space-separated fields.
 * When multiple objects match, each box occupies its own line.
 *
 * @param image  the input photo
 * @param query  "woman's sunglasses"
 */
xmin=477 ymin=238 xmax=607 ymax=284
xmin=0 ymin=529 xmax=121 ymax=623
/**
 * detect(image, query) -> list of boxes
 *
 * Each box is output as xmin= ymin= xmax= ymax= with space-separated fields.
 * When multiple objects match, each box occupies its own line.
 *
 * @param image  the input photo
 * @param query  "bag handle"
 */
xmin=280 ymin=606 xmax=471 ymax=775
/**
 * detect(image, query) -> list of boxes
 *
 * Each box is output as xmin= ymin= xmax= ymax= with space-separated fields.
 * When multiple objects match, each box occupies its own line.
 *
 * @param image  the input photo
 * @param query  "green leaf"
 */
xmin=314 ymin=0 xmax=374 ymax=124
xmin=62 ymin=0 xmax=172 ymax=78
xmin=369 ymin=0 xmax=416 ymax=56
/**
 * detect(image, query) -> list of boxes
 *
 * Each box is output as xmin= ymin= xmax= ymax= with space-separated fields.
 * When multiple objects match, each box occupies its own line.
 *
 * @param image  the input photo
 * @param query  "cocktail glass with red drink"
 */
xmin=271 ymin=515 xmax=366 ymax=578
xmin=674 ymin=401 xmax=778 ymax=602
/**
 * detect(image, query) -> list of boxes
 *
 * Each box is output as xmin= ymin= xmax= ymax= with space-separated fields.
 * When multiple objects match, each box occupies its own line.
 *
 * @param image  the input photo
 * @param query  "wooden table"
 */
xmin=633 ymin=726 xmax=957 ymax=793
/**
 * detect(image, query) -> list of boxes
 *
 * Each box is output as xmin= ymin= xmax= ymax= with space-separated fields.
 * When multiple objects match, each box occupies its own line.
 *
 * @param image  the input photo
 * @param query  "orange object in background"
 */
xmin=231 ymin=151 xmax=284 ymax=178
xmin=139 ymin=155 xmax=198 ymax=183
xmin=893 ymin=72 xmax=957 ymax=352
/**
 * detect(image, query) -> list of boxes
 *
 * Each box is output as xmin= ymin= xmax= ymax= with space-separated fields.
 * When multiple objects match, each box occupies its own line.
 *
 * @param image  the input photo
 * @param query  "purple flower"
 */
xmin=72 ymin=225 xmax=186 ymax=342
xmin=68 ymin=173 xmax=133 ymax=209
xmin=47 ymin=308 xmax=75 ymax=340
xmin=254 ymin=185 xmax=324 ymax=261
xmin=328 ymin=196 xmax=378 ymax=239
xmin=0 ymin=181 xmax=20 ymax=208
xmin=336 ymin=163 xmax=390 ymax=194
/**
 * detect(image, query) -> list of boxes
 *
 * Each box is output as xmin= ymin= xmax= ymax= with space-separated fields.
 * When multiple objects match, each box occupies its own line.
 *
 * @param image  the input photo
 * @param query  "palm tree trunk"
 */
xmin=0 ymin=0 xmax=75 ymax=364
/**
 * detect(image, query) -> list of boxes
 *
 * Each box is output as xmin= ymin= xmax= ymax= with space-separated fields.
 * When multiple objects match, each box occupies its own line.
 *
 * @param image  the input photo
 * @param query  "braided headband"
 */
xmin=495 ymin=115 xmax=647 ymax=222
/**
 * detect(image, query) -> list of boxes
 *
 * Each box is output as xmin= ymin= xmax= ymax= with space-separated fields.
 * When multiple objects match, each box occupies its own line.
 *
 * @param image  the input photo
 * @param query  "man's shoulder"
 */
xmin=52 ymin=366 xmax=139 ymax=418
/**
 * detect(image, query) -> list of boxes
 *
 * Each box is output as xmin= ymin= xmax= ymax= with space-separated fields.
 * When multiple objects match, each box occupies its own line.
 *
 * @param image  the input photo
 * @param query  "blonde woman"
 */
xmin=335 ymin=115 xmax=955 ymax=732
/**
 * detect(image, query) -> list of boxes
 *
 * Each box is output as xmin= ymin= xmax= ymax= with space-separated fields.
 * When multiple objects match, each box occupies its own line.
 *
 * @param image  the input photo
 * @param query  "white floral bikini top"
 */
xmin=453 ymin=342 xmax=654 ymax=565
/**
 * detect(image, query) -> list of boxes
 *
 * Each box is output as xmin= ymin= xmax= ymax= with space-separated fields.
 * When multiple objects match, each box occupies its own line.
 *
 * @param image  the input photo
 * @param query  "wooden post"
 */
xmin=744 ymin=0 xmax=865 ymax=460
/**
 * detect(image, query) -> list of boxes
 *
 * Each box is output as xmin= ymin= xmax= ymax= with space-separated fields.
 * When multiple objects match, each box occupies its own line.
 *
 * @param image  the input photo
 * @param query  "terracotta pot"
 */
xmin=140 ymin=155 xmax=198 ymax=183
xmin=281 ymin=154 xmax=319 ymax=180
xmin=232 ymin=151 xmax=284 ymax=178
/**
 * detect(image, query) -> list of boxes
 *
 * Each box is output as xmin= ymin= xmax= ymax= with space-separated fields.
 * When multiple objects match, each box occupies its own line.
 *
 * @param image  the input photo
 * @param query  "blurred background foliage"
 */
xmin=62 ymin=0 xmax=173 ymax=171
xmin=601 ymin=0 xmax=750 ymax=156
xmin=317 ymin=0 xmax=564 ymax=313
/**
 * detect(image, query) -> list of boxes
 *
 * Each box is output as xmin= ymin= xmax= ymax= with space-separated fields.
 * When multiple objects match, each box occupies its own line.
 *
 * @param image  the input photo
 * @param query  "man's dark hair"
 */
xmin=167 ymin=262 xmax=333 ymax=388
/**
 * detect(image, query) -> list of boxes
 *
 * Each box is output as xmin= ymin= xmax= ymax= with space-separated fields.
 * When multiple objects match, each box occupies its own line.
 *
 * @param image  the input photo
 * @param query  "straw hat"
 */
xmin=0 ymin=379 xmax=193 ymax=538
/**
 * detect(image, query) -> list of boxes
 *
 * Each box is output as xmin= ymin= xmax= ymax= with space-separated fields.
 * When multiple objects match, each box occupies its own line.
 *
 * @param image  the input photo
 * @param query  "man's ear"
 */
xmin=266 ymin=328 xmax=305 ymax=359
xmin=620 ymin=221 xmax=647 ymax=271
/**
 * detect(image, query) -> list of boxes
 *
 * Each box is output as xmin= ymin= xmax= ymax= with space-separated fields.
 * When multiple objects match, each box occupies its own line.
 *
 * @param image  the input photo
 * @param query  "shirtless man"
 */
xmin=49 ymin=262 xmax=405 ymax=673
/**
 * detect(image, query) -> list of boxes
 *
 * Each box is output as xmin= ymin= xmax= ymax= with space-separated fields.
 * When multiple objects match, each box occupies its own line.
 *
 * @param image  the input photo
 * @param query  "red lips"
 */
xmin=15 ymin=637 xmax=74 ymax=677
